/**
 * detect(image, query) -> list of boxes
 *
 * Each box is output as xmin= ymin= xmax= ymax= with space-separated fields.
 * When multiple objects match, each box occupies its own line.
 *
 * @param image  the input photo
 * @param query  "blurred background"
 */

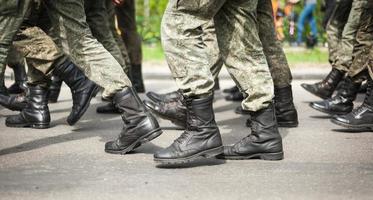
xmin=135 ymin=0 xmax=329 ymax=68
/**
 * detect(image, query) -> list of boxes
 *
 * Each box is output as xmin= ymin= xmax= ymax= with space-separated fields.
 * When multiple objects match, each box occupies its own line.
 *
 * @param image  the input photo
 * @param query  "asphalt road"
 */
xmin=1 ymin=79 xmax=373 ymax=200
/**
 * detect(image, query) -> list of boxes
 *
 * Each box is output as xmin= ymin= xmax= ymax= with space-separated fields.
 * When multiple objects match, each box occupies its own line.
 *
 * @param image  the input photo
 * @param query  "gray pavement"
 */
xmin=1 ymin=79 xmax=373 ymax=200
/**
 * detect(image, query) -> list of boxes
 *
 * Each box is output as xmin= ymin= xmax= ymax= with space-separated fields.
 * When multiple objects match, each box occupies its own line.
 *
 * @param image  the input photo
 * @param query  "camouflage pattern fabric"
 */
xmin=326 ymin=0 xmax=352 ymax=67
xmin=348 ymin=7 xmax=373 ymax=77
xmin=334 ymin=0 xmax=367 ymax=73
xmin=0 ymin=0 xmax=32 ymax=90
xmin=44 ymin=0 xmax=131 ymax=97
xmin=162 ymin=0 xmax=274 ymax=111
xmin=84 ymin=0 xmax=128 ymax=74
xmin=258 ymin=0 xmax=292 ymax=88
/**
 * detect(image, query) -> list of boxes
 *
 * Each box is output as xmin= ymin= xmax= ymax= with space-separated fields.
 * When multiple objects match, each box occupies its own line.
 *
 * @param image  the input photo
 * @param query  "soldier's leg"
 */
xmin=301 ymin=0 xmax=352 ymax=99
xmin=115 ymin=0 xmax=145 ymax=92
xmin=105 ymin=0 xmax=131 ymax=75
xmin=331 ymin=7 xmax=373 ymax=130
xmin=44 ymin=0 xmax=161 ymax=153
xmin=334 ymin=0 xmax=367 ymax=73
xmin=84 ymin=0 xmax=128 ymax=74
xmin=214 ymin=0 xmax=283 ymax=161
xmin=255 ymin=0 xmax=298 ymax=127
xmin=0 ymin=0 xmax=32 ymax=95
xmin=7 ymin=47 xmax=27 ymax=94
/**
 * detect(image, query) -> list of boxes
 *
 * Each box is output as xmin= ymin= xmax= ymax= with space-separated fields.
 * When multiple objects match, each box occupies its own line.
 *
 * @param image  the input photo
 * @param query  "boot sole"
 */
xmin=105 ymin=128 xmax=163 ymax=155
xmin=219 ymin=152 xmax=284 ymax=161
xmin=154 ymin=146 xmax=223 ymax=165
xmin=309 ymin=103 xmax=350 ymax=116
xmin=330 ymin=119 xmax=373 ymax=131
xmin=6 ymin=122 xmax=50 ymax=129
xmin=67 ymin=86 xmax=100 ymax=126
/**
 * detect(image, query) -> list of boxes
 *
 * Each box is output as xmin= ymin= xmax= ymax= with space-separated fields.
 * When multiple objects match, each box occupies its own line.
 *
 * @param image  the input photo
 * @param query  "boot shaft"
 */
xmin=26 ymin=85 xmax=49 ymax=110
xmin=324 ymin=68 xmax=345 ymax=86
xmin=249 ymin=103 xmax=282 ymax=141
xmin=52 ymin=60 xmax=88 ymax=90
xmin=363 ymin=77 xmax=373 ymax=107
xmin=336 ymin=76 xmax=361 ymax=102
xmin=114 ymin=87 xmax=147 ymax=119
xmin=185 ymin=95 xmax=217 ymax=130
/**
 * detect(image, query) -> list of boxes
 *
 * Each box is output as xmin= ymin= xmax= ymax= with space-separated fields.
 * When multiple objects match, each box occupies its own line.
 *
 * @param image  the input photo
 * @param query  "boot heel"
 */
xmin=260 ymin=152 xmax=284 ymax=160
xmin=202 ymin=146 xmax=224 ymax=158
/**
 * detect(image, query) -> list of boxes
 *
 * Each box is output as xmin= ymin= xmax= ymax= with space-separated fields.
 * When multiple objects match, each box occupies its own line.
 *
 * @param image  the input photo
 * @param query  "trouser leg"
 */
xmin=334 ymin=0 xmax=367 ymax=72
xmin=257 ymin=0 xmax=292 ymax=88
xmin=84 ymin=0 xmax=128 ymax=74
xmin=326 ymin=0 xmax=352 ymax=67
xmin=44 ymin=0 xmax=131 ymax=98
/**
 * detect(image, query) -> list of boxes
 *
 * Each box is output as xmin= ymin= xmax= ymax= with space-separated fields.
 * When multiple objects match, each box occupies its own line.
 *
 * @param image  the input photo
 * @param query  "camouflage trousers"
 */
xmin=205 ymin=0 xmax=292 ymax=89
xmin=349 ymin=7 xmax=373 ymax=78
xmin=0 ymin=0 xmax=31 ymax=89
xmin=84 ymin=0 xmax=129 ymax=75
xmin=162 ymin=0 xmax=274 ymax=111
xmin=326 ymin=0 xmax=368 ymax=75
xmin=1 ymin=0 xmax=131 ymax=97
xmin=333 ymin=0 xmax=367 ymax=73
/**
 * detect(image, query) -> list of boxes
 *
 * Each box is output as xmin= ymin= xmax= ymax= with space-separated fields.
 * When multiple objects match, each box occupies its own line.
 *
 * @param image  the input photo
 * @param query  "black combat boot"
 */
xmin=0 ymin=93 xmax=27 ymax=111
xmin=331 ymin=78 xmax=373 ymax=130
xmin=105 ymin=87 xmax=163 ymax=154
xmin=154 ymin=95 xmax=223 ymax=164
xmin=146 ymin=90 xmax=182 ymax=103
xmin=144 ymin=95 xmax=187 ymax=128
xmin=7 ymin=63 xmax=27 ymax=94
xmin=223 ymin=85 xmax=239 ymax=94
xmin=96 ymin=102 xmax=121 ymax=114
xmin=0 ymin=78 xmax=9 ymax=96
xmin=274 ymin=86 xmax=299 ymax=127
xmin=213 ymin=77 xmax=220 ymax=91
xmin=47 ymin=76 xmax=63 ymax=103
xmin=218 ymin=103 xmax=283 ymax=160
xmin=53 ymin=60 xmax=99 ymax=125
xmin=225 ymin=90 xmax=244 ymax=101
xmin=245 ymin=86 xmax=298 ymax=128
xmin=310 ymin=76 xmax=361 ymax=115
xmin=301 ymin=68 xmax=344 ymax=99
xmin=6 ymin=85 xmax=50 ymax=129
xmin=130 ymin=64 xmax=145 ymax=93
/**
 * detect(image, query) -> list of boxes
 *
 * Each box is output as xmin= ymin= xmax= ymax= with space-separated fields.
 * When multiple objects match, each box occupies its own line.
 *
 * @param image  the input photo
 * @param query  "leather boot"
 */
xmin=8 ymin=63 xmax=27 ymax=94
xmin=225 ymin=90 xmax=244 ymax=101
xmin=47 ymin=76 xmax=63 ymax=103
xmin=130 ymin=64 xmax=145 ymax=93
xmin=213 ymin=77 xmax=220 ymax=91
xmin=331 ymin=78 xmax=373 ymax=130
xmin=6 ymin=85 xmax=50 ymax=129
xmin=96 ymin=102 xmax=121 ymax=114
xmin=274 ymin=86 xmax=298 ymax=127
xmin=310 ymin=76 xmax=361 ymax=115
xmin=144 ymin=95 xmax=187 ymax=128
xmin=0 ymin=77 xmax=9 ymax=96
xmin=0 ymin=93 xmax=27 ymax=111
xmin=301 ymin=68 xmax=344 ymax=99
xmin=105 ymin=87 xmax=162 ymax=154
xmin=246 ymin=86 xmax=298 ymax=128
xmin=146 ymin=90 xmax=181 ymax=103
xmin=223 ymin=85 xmax=239 ymax=94
xmin=218 ymin=103 xmax=283 ymax=160
xmin=154 ymin=95 xmax=223 ymax=164
xmin=53 ymin=60 xmax=99 ymax=125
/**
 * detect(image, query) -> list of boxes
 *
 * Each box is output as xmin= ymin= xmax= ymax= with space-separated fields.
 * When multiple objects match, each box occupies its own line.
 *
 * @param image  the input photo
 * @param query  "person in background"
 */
xmin=296 ymin=0 xmax=318 ymax=46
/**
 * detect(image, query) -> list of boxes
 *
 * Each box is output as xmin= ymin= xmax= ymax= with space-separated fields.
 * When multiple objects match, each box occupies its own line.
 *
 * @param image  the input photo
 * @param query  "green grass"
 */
xmin=143 ymin=43 xmax=329 ymax=65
